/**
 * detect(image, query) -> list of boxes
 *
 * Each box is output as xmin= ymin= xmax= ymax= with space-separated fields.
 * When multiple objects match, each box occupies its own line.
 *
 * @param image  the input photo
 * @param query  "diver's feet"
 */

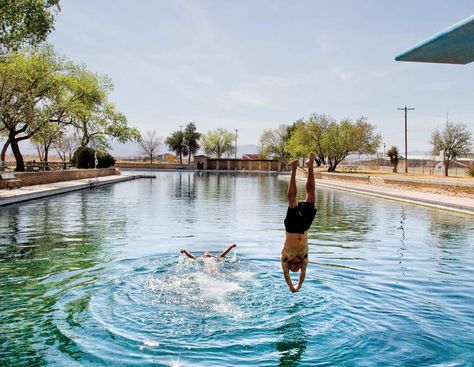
xmin=290 ymin=159 xmax=298 ymax=172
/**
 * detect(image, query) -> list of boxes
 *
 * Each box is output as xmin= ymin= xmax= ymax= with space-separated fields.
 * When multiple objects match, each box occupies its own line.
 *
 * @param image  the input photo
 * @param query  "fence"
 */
xmin=340 ymin=156 xmax=473 ymax=177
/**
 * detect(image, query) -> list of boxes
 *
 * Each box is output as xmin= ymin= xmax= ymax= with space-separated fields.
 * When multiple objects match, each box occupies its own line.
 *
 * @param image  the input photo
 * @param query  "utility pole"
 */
xmin=234 ymin=129 xmax=238 ymax=159
xmin=443 ymin=111 xmax=449 ymax=173
xmin=398 ymin=106 xmax=415 ymax=173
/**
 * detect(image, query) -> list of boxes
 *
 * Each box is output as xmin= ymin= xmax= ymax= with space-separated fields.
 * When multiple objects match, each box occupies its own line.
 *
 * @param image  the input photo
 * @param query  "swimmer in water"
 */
xmin=281 ymin=153 xmax=317 ymax=293
xmin=180 ymin=244 xmax=237 ymax=260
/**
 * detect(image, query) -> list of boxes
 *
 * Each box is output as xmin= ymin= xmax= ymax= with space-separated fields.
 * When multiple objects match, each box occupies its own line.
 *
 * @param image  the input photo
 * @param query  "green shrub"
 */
xmin=72 ymin=147 xmax=95 ymax=169
xmin=71 ymin=148 xmax=115 ymax=169
xmin=466 ymin=161 xmax=474 ymax=177
xmin=97 ymin=151 xmax=115 ymax=168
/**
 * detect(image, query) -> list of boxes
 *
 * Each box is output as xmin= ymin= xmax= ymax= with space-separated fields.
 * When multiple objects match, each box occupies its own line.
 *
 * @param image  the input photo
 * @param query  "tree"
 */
xmin=183 ymin=122 xmax=201 ymax=164
xmin=0 ymin=129 xmax=9 ymax=167
xmin=285 ymin=119 xmax=311 ymax=160
xmin=430 ymin=121 xmax=472 ymax=177
xmin=257 ymin=146 xmax=269 ymax=159
xmin=467 ymin=161 xmax=474 ymax=177
xmin=59 ymin=65 xmax=140 ymax=150
xmin=285 ymin=114 xmax=332 ymax=166
xmin=0 ymin=47 xmax=63 ymax=171
xmin=0 ymin=47 xmax=140 ymax=171
xmin=0 ymin=0 xmax=61 ymax=54
xmin=30 ymin=121 xmax=63 ymax=162
xmin=387 ymin=146 xmax=400 ymax=173
xmin=53 ymin=130 xmax=78 ymax=163
xmin=201 ymin=128 xmax=235 ymax=159
xmin=306 ymin=113 xmax=332 ymax=166
xmin=165 ymin=130 xmax=187 ymax=164
xmin=139 ymin=130 xmax=161 ymax=164
xmin=260 ymin=124 xmax=291 ymax=159
xmin=321 ymin=116 xmax=381 ymax=172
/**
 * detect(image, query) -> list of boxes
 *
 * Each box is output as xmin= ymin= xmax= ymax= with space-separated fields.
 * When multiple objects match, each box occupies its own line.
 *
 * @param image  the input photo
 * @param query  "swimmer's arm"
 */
xmin=295 ymin=258 xmax=308 ymax=291
xmin=218 ymin=243 xmax=237 ymax=258
xmin=281 ymin=257 xmax=297 ymax=293
xmin=180 ymin=249 xmax=197 ymax=259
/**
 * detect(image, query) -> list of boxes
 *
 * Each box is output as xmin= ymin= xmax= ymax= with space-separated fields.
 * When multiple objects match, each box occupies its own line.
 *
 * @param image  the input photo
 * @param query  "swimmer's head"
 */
xmin=289 ymin=257 xmax=302 ymax=272
xmin=203 ymin=251 xmax=213 ymax=258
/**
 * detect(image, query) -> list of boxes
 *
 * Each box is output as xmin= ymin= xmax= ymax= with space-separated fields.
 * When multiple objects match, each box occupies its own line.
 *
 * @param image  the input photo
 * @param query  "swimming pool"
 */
xmin=1 ymin=171 xmax=473 ymax=366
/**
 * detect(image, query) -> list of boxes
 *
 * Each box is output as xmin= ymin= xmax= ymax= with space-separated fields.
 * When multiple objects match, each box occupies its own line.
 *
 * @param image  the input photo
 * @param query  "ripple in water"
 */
xmin=52 ymin=254 xmax=323 ymax=366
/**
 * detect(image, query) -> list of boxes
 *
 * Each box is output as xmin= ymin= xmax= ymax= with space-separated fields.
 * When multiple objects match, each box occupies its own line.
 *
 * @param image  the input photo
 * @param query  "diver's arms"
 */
xmin=295 ymin=258 xmax=308 ymax=291
xmin=281 ymin=258 xmax=297 ymax=293
xmin=180 ymin=249 xmax=197 ymax=259
xmin=218 ymin=243 xmax=237 ymax=258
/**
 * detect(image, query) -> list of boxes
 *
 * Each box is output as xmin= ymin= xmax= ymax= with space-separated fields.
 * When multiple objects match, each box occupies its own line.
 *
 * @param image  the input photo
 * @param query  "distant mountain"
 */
xmin=8 ymin=140 xmax=260 ymax=159
xmin=110 ymin=141 xmax=260 ymax=158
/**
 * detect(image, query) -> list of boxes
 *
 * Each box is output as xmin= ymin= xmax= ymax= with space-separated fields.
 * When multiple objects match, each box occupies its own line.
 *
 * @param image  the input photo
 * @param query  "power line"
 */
xmin=398 ymin=106 xmax=415 ymax=173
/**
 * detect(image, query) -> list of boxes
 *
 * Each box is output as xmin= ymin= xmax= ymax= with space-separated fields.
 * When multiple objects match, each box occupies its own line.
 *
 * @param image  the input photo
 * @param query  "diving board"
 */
xmin=395 ymin=15 xmax=474 ymax=64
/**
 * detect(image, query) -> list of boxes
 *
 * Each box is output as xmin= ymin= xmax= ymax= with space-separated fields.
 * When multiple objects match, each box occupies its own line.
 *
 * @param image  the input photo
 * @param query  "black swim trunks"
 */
xmin=284 ymin=201 xmax=317 ymax=234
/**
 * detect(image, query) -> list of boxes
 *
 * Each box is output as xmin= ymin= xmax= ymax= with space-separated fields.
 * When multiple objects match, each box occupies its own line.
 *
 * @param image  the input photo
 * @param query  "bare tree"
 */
xmin=53 ymin=133 xmax=80 ymax=163
xmin=31 ymin=122 xmax=63 ymax=162
xmin=139 ymin=130 xmax=162 ymax=164
xmin=431 ymin=121 xmax=472 ymax=177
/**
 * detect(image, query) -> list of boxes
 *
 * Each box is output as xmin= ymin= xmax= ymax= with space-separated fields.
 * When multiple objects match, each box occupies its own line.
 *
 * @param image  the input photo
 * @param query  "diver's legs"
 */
xmin=305 ymin=153 xmax=315 ymax=203
xmin=288 ymin=159 xmax=298 ymax=208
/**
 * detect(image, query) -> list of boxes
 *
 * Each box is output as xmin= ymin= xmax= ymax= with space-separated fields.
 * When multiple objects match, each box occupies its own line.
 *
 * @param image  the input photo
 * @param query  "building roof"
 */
xmin=242 ymin=154 xmax=259 ymax=160
xmin=395 ymin=15 xmax=474 ymax=64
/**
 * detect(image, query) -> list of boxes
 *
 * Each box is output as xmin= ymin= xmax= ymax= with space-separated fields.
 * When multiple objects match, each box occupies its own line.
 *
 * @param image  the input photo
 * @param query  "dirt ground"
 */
xmin=314 ymin=168 xmax=474 ymax=199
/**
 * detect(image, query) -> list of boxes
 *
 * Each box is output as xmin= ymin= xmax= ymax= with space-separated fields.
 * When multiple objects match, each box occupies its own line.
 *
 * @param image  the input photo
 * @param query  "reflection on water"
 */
xmin=1 ymin=172 xmax=474 ymax=366
xmin=0 ymin=187 xmax=129 ymax=365
xmin=276 ymin=304 xmax=307 ymax=367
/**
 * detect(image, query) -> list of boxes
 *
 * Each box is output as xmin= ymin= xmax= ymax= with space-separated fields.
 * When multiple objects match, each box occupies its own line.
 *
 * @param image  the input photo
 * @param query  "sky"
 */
xmin=49 ymin=0 xmax=474 ymax=154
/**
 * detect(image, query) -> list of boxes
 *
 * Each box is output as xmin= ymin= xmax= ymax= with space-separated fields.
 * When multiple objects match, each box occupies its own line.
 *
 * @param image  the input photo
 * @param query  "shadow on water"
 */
xmin=275 ymin=304 xmax=308 ymax=367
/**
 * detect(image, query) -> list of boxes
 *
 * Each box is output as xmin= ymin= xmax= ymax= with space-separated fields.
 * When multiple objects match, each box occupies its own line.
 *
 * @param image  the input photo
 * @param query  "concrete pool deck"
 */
xmin=286 ymin=175 xmax=474 ymax=215
xmin=0 ymin=174 xmax=137 ymax=206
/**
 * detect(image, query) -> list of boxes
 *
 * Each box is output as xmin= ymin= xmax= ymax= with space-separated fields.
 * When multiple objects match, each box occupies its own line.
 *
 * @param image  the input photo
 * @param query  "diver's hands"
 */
xmin=218 ymin=244 xmax=237 ymax=258
xmin=289 ymin=284 xmax=298 ymax=293
xmin=180 ymin=249 xmax=186 ymax=254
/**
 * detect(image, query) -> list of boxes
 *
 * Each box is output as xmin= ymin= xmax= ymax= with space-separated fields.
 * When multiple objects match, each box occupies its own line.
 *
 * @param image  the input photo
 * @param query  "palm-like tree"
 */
xmin=387 ymin=146 xmax=399 ymax=173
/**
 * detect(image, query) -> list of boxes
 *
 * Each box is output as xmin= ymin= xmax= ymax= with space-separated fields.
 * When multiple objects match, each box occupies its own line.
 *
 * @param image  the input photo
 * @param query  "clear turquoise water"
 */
xmin=1 ymin=171 xmax=473 ymax=366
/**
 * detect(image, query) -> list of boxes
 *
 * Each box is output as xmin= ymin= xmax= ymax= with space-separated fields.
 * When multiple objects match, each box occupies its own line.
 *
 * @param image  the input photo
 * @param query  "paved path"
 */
xmin=283 ymin=176 xmax=474 ymax=215
xmin=0 ymin=175 xmax=135 ymax=207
